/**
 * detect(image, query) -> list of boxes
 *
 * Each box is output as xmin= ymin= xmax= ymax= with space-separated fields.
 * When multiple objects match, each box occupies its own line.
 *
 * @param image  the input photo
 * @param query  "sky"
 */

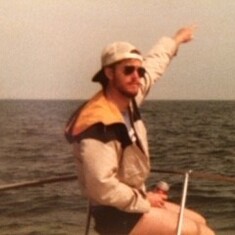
xmin=1 ymin=0 xmax=235 ymax=100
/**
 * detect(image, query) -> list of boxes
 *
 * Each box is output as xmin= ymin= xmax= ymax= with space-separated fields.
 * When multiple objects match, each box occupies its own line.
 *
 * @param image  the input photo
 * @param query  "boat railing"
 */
xmin=0 ymin=169 xmax=234 ymax=235
xmin=0 ymin=168 xmax=234 ymax=192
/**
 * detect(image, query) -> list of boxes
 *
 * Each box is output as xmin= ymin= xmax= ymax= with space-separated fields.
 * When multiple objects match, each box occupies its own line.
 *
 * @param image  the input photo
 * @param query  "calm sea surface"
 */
xmin=0 ymin=100 xmax=234 ymax=235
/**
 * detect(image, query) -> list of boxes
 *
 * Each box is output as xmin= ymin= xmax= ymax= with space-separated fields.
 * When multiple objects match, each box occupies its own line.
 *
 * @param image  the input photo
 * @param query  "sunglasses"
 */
xmin=123 ymin=66 xmax=146 ymax=77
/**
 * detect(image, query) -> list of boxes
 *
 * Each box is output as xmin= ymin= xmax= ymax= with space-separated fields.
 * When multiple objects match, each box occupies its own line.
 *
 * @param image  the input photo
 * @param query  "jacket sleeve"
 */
xmin=135 ymin=37 xmax=178 ymax=106
xmin=73 ymin=139 xmax=151 ymax=213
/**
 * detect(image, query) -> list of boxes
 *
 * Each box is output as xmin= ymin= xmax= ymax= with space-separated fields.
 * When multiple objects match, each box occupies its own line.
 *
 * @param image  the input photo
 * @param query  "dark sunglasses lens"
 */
xmin=124 ymin=66 xmax=135 ymax=75
xmin=137 ymin=67 xmax=146 ymax=77
xmin=124 ymin=66 xmax=145 ymax=77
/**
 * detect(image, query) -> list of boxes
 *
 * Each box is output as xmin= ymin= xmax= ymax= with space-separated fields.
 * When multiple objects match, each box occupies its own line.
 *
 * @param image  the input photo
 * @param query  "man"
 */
xmin=65 ymin=26 xmax=215 ymax=235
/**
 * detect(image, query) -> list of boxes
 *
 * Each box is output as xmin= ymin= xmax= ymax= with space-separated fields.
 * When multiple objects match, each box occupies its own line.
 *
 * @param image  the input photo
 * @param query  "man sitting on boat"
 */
xmin=65 ymin=25 xmax=215 ymax=235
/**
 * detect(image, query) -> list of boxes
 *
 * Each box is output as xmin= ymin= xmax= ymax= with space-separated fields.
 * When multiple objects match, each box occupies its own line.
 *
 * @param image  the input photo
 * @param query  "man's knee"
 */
xmin=131 ymin=208 xmax=215 ymax=235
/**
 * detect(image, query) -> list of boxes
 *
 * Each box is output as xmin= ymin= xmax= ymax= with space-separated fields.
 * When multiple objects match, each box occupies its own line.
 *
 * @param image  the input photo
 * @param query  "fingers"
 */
xmin=173 ymin=24 xmax=198 ymax=45
xmin=158 ymin=199 xmax=165 ymax=208
xmin=147 ymin=191 xmax=168 ymax=208
xmin=188 ymin=24 xmax=198 ymax=39
xmin=152 ymin=197 xmax=165 ymax=208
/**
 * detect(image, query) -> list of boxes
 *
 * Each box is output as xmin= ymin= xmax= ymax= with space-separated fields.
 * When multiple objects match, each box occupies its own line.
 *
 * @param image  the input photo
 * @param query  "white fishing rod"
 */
xmin=176 ymin=170 xmax=192 ymax=235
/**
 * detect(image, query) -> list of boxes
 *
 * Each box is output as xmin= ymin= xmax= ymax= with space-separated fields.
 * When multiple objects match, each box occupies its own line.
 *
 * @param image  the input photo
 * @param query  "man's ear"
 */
xmin=104 ymin=67 xmax=114 ymax=81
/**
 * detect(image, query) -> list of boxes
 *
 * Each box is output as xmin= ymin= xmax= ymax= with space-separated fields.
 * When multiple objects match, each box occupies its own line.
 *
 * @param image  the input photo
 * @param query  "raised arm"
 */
xmin=136 ymin=25 xmax=197 ymax=105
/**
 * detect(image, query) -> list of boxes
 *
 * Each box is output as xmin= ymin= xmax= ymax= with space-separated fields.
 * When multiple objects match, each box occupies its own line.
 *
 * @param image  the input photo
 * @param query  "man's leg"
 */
xmin=130 ymin=207 xmax=215 ymax=235
xmin=164 ymin=201 xmax=206 ymax=224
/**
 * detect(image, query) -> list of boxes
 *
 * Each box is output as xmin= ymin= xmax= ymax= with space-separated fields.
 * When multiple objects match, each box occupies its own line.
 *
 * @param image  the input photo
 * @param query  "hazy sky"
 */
xmin=1 ymin=0 xmax=235 ymax=100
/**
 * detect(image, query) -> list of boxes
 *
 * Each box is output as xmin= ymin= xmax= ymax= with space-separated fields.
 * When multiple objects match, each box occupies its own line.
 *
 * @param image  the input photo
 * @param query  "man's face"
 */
xmin=109 ymin=59 xmax=145 ymax=98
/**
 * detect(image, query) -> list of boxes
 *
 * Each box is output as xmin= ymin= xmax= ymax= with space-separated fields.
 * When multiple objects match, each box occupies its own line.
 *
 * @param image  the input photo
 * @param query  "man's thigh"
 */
xmin=130 ymin=207 xmax=213 ymax=235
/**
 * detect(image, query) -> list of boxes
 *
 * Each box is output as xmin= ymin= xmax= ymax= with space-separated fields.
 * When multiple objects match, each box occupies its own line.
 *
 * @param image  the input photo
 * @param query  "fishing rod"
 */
xmin=0 ymin=168 xmax=234 ymax=192
xmin=176 ymin=170 xmax=192 ymax=235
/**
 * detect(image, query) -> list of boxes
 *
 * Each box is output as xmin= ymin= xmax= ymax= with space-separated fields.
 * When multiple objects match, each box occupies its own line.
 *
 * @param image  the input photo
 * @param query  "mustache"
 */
xmin=128 ymin=80 xmax=141 ymax=85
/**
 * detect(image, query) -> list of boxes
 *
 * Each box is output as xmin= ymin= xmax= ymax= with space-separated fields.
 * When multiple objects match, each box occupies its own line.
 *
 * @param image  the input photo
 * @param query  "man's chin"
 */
xmin=122 ymin=90 xmax=138 ymax=98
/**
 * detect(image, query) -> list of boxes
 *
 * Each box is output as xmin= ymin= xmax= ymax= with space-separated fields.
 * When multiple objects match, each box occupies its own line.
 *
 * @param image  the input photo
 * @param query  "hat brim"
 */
xmin=92 ymin=69 xmax=107 ymax=83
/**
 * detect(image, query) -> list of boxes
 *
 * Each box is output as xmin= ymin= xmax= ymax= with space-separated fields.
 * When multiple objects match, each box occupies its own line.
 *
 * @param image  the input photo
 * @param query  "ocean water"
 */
xmin=0 ymin=100 xmax=234 ymax=235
